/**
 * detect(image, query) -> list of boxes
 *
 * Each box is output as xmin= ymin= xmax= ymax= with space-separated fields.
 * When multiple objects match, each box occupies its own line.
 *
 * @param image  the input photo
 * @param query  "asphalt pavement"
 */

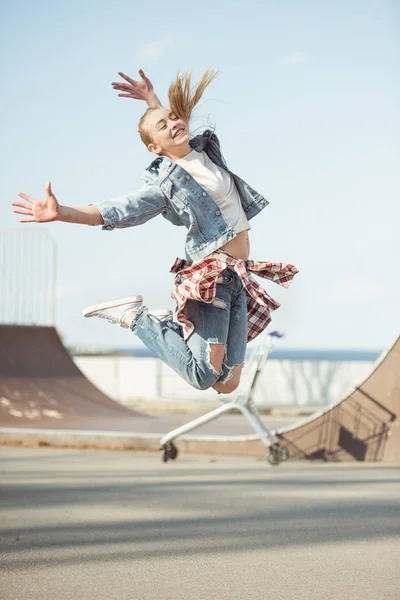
xmin=1 ymin=447 xmax=399 ymax=600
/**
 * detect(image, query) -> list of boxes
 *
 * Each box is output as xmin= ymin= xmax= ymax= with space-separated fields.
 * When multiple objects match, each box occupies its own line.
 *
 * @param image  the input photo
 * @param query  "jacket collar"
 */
xmin=145 ymin=129 xmax=213 ymax=176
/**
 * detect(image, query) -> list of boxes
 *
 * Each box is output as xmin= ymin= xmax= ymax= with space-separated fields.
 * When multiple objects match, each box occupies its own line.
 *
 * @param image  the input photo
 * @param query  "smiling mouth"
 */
xmin=173 ymin=127 xmax=185 ymax=139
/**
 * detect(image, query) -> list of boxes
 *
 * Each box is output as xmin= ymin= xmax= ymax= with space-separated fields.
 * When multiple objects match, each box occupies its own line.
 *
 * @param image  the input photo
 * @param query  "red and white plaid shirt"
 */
xmin=170 ymin=250 xmax=298 ymax=342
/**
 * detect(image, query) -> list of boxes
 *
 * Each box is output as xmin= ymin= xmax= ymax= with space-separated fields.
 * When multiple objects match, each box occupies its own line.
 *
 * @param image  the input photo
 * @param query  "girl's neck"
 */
xmin=164 ymin=143 xmax=192 ymax=162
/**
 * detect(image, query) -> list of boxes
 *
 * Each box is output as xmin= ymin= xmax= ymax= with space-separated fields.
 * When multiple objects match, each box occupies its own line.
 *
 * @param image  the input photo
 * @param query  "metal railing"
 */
xmin=0 ymin=228 xmax=56 ymax=326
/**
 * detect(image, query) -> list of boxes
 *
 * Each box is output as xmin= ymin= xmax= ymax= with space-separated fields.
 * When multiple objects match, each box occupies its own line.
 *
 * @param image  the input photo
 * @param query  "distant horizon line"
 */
xmin=70 ymin=345 xmax=383 ymax=362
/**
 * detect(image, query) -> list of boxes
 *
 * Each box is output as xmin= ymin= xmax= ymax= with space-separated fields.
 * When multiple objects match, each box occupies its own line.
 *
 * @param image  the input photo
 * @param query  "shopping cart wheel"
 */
xmin=161 ymin=441 xmax=178 ymax=462
xmin=279 ymin=446 xmax=289 ymax=462
xmin=267 ymin=444 xmax=288 ymax=466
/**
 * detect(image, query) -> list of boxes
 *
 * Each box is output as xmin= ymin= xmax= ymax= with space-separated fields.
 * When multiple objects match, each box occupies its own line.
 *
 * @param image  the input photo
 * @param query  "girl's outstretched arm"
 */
xmin=111 ymin=68 xmax=161 ymax=107
xmin=12 ymin=182 xmax=104 ymax=225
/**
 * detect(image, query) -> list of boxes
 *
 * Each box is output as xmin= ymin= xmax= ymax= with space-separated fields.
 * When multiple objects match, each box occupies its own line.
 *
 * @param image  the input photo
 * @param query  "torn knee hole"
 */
xmin=207 ymin=343 xmax=225 ymax=378
xmin=212 ymin=298 xmax=227 ymax=309
xmin=219 ymin=363 xmax=244 ymax=385
xmin=219 ymin=367 xmax=234 ymax=385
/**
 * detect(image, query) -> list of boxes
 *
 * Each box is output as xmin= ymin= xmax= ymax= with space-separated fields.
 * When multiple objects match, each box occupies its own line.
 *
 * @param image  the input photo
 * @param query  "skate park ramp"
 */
xmin=277 ymin=335 xmax=400 ymax=462
xmin=1 ymin=324 xmax=398 ymax=462
xmin=0 ymin=325 xmax=149 ymax=430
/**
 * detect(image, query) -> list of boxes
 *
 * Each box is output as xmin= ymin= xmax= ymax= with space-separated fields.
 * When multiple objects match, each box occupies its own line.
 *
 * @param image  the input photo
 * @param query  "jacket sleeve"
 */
xmin=92 ymin=183 xmax=167 ymax=230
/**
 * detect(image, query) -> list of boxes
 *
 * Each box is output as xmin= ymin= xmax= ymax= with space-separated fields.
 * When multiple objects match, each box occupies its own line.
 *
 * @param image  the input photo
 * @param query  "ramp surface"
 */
xmin=0 ymin=325 xmax=293 ymax=437
xmin=277 ymin=335 xmax=400 ymax=462
xmin=0 ymin=325 xmax=149 ymax=430
xmin=1 ymin=325 xmax=399 ymax=462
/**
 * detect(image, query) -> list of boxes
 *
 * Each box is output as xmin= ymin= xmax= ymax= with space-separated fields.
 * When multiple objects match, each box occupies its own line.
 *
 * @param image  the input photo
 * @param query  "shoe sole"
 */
xmin=82 ymin=296 xmax=143 ymax=317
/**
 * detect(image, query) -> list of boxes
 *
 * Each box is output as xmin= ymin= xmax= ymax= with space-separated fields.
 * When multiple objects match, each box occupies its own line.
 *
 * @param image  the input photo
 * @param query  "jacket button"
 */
xmin=186 ymin=175 xmax=190 ymax=180
xmin=215 ymin=211 xmax=221 ymax=216
xmin=202 ymin=192 xmax=206 ymax=197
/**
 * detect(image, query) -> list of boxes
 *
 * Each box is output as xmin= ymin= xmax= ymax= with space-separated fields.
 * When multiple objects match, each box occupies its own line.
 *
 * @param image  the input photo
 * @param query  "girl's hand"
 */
xmin=111 ymin=69 xmax=161 ymax=106
xmin=12 ymin=182 xmax=60 ymax=223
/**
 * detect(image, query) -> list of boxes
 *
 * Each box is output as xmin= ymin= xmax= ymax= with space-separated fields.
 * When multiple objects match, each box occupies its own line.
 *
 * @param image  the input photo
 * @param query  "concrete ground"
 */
xmin=1 ymin=447 xmax=399 ymax=600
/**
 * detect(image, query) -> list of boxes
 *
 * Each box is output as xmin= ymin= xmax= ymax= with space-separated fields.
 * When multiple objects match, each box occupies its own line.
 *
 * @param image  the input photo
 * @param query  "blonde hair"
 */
xmin=138 ymin=67 xmax=219 ymax=148
xmin=138 ymin=107 xmax=157 ymax=147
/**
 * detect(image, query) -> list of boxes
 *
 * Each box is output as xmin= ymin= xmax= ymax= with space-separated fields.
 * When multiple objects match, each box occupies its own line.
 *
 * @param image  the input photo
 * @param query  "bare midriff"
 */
xmin=220 ymin=229 xmax=250 ymax=261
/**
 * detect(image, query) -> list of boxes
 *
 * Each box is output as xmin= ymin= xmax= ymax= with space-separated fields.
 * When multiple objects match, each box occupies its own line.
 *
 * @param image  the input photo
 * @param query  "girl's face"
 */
xmin=145 ymin=107 xmax=190 ymax=159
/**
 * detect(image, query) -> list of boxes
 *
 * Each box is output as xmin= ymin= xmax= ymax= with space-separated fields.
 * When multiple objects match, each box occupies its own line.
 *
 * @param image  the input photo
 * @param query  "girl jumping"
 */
xmin=12 ymin=67 xmax=298 ymax=395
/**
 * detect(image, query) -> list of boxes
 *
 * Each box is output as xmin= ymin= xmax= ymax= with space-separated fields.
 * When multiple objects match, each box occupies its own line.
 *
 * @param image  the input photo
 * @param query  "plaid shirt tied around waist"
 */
xmin=170 ymin=250 xmax=299 ymax=342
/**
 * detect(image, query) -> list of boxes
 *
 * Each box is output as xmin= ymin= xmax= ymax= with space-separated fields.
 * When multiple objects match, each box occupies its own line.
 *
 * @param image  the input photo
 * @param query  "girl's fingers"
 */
xmin=19 ymin=218 xmax=37 ymax=223
xmin=117 ymin=93 xmax=137 ymax=98
xmin=111 ymin=82 xmax=132 ymax=88
xmin=112 ymin=83 xmax=134 ymax=91
xmin=17 ymin=192 xmax=34 ymax=203
xmin=13 ymin=207 xmax=33 ymax=215
xmin=117 ymin=72 xmax=136 ymax=85
xmin=12 ymin=201 xmax=32 ymax=210
xmin=45 ymin=181 xmax=52 ymax=196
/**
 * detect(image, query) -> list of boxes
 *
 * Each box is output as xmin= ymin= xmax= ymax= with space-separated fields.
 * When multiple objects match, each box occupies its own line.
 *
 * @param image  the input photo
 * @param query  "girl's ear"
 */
xmin=148 ymin=143 xmax=161 ymax=155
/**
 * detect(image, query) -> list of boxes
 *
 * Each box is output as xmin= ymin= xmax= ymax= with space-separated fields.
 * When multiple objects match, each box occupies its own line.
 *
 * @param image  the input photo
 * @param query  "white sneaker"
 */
xmin=82 ymin=297 xmax=173 ymax=328
xmin=82 ymin=296 xmax=143 ymax=328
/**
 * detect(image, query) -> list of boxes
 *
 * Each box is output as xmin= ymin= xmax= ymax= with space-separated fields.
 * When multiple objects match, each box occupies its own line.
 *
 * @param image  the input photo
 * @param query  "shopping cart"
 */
xmin=160 ymin=330 xmax=289 ymax=466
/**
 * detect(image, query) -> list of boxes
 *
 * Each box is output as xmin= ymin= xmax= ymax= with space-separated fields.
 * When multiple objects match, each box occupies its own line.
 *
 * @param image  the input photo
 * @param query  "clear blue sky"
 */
xmin=1 ymin=0 xmax=399 ymax=350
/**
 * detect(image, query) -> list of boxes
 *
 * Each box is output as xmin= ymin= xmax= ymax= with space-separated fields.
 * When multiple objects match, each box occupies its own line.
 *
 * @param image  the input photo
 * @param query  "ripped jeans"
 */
xmin=130 ymin=268 xmax=248 ymax=391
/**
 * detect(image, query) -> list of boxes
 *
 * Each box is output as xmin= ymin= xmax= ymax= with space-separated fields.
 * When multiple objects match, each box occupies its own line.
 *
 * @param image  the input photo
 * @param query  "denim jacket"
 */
xmin=95 ymin=130 xmax=269 ymax=261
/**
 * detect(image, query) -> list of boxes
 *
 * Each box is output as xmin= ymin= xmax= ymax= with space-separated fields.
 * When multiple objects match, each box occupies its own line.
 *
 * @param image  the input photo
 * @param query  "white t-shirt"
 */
xmin=176 ymin=150 xmax=250 ymax=234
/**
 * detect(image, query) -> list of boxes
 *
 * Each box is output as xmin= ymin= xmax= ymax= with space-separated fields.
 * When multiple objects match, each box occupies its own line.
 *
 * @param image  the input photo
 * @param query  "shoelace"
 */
xmin=95 ymin=313 xmax=120 ymax=324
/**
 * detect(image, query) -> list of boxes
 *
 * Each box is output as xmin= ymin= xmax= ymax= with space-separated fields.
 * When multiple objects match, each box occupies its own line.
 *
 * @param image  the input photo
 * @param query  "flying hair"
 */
xmin=168 ymin=66 xmax=219 ymax=124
